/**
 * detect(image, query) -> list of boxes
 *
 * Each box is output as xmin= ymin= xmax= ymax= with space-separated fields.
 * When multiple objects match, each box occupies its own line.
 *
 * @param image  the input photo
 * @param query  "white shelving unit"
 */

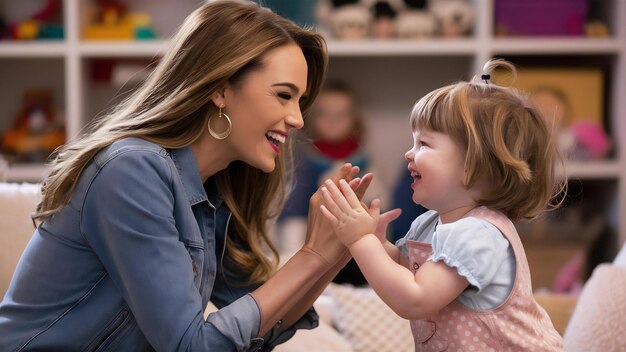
xmin=1 ymin=0 xmax=625 ymax=245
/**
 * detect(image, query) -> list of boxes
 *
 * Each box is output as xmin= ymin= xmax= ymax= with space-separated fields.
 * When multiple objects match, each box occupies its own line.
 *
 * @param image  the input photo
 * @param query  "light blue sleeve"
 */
xmin=430 ymin=217 xmax=511 ymax=292
xmin=81 ymin=150 xmax=261 ymax=352
xmin=395 ymin=210 xmax=439 ymax=259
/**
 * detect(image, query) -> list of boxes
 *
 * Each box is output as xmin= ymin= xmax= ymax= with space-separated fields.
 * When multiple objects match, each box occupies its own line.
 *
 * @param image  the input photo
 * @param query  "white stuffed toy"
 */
xmin=316 ymin=0 xmax=372 ymax=40
xmin=430 ymin=0 xmax=474 ymax=37
xmin=394 ymin=0 xmax=437 ymax=38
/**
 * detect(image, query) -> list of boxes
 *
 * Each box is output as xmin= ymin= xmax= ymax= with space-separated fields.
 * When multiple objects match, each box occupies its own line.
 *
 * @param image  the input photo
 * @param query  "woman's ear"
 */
xmin=210 ymin=87 xmax=227 ymax=108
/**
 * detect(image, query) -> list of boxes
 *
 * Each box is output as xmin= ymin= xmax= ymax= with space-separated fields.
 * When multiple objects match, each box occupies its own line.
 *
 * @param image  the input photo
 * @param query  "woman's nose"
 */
xmin=287 ymin=108 xmax=304 ymax=130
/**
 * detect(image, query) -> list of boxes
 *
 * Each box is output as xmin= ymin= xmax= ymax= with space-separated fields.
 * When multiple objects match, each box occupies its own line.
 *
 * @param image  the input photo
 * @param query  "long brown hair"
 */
xmin=34 ymin=0 xmax=328 ymax=283
xmin=410 ymin=59 xmax=565 ymax=221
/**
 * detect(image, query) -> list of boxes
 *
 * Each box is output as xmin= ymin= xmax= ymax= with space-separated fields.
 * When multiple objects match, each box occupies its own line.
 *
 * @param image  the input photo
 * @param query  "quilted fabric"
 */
xmin=328 ymin=284 xmax=414 ymax=352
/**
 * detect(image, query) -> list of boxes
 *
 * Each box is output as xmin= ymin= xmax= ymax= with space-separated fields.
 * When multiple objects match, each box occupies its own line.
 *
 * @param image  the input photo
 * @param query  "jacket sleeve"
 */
xmin=81 ymin=150 xmax=261 ymax=352
xmin=211 ymin=232 xmax=319 ymax=350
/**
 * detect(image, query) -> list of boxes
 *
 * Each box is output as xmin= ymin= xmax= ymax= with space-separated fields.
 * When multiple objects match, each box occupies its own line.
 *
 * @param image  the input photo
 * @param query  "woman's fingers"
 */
xmin=368 ymin=199 xmax=381 ymax=221
xmin=328 ymin=163 xmax=359 ymax=185
xmin=353 ymin=173 xmax=373 ymax=200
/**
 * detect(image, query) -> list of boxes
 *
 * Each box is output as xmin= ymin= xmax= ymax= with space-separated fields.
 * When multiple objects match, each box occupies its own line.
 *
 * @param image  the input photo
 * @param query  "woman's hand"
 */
xmin=302 ymin=163 xmax=373 ymax=267
xmin=320 ymin=179 xmax=380 ymax=247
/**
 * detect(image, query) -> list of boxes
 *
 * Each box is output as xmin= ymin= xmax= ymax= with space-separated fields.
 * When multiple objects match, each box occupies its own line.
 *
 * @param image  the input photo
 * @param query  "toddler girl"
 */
xmin=320 ymin=60 xmax=565 ymax=351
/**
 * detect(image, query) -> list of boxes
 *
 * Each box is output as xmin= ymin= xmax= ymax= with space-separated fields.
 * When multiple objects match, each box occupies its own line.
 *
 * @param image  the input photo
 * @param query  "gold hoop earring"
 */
xmin=208 ymin=107 xmax=232 ymax=140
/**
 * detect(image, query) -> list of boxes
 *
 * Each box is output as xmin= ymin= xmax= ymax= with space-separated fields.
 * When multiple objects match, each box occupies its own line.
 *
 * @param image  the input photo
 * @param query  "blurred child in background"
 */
xmin=276 ymin=81 xmax=383 ymax=285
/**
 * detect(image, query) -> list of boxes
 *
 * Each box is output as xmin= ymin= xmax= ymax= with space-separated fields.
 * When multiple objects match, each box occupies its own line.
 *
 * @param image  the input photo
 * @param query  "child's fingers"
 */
xmin=321 ymin=186 xmax=343 ymax=217
xmin=319 ymin=205 xmax=339 ymax=226
xmin=380 ymin=208 xmax=402 ymax=225
xmin=324 ymin=179 xmax=353 ymax=212
xmin=338 ymin=179 xmax=362 ymax=209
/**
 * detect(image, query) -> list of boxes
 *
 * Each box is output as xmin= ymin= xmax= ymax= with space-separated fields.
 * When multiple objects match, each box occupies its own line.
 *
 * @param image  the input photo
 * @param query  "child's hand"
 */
xmin=320 ymin=178 xmax=380 ymax=247
xmin=375 ymin=208 xmax=402 ymax=243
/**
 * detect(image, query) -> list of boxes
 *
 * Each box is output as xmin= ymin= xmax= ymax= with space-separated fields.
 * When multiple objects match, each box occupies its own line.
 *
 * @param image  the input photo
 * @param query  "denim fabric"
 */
xmin=0 ymin=137 xmax=315 ymax=351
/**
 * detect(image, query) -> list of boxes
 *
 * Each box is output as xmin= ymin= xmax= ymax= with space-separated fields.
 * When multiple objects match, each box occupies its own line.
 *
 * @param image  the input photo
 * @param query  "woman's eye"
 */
xmin=278 ymin=92 xmax=292 ymax=100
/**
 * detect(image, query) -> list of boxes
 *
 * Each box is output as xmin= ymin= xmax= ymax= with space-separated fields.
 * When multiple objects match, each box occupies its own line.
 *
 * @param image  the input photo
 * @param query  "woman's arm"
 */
xmin=251 ymin=164 xmax=367 ymax=337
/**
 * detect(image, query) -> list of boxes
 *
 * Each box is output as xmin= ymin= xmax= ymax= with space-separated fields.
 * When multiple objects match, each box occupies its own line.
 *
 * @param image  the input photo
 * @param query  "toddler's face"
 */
xmin=404 ymin=128 xmax=476 ymax=214
xmin=311 ymin=91 xmax=356 ymax=143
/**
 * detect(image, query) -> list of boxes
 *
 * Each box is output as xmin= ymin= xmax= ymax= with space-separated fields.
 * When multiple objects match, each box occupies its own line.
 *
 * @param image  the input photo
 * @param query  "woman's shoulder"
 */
xmin=90 ymin=137 xmax=173 ymax=183
xmin=94 ymin=137 xmax=167 ymax=166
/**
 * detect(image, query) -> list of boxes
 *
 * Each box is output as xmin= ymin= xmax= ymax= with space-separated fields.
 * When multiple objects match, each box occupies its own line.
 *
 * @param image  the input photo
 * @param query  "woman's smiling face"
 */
xmin=217 ymin=43 xmax=308 ymax=173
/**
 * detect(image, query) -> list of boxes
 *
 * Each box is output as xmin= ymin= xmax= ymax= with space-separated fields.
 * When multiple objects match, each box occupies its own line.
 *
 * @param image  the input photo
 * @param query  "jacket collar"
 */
xmin=169 ymin=146 xmax=209 ymax=206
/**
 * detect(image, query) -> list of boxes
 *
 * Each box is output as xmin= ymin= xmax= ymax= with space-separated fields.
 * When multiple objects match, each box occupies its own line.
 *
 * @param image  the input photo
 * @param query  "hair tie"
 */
xmin=481 ymin=74 xmax=491 ymax=84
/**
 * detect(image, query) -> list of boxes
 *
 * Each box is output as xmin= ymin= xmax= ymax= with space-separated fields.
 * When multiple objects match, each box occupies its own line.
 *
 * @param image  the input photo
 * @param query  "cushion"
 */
xmin=204 ymin=300 xmax=354 ymax=352
xmin=0 ymin=183 xmax=41 ymax=297
xmin=328 ymin=283 xmax=414 ymax=352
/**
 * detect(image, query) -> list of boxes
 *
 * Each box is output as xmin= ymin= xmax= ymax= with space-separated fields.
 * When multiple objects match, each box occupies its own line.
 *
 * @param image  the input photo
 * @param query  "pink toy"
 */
xmin=568 ymin=120 xmax=612 ymax=160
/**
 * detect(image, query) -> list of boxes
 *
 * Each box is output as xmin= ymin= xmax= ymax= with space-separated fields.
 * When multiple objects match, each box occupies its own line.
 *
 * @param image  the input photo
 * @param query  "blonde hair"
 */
xmin=409 ymin=59 xmax=565 ymax=221
xmin=34 ymin=0 xmax=328 ymax=283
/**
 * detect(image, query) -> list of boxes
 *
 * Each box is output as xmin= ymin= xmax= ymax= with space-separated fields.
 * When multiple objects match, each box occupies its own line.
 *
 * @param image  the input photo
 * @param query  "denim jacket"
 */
xmin=0 ymin=137 xmax=316 ymax=351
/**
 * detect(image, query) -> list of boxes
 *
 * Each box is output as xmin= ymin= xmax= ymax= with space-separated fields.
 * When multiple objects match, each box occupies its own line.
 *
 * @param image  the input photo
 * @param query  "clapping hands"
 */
xmin=320 ymin=178 xmax=381 ymax=248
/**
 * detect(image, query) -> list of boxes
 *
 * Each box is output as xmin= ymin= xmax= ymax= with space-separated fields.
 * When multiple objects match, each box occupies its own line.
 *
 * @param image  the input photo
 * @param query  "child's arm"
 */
xmin=350 ymin=234 xmax=468 ymax=320
xmin=320 ymin=180 xmax=469 ymax=320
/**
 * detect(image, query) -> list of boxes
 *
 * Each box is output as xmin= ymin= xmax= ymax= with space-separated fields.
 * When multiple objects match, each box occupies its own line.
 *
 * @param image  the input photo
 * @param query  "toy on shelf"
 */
xmin=371 ymin=1 xmax=397 ymax=39
xmin=5 ymin=0 xmax=64 ymax=40
xmin=316 ymin=0 xmax=474 ymax=40
xmin=394 ymin=0 xmax=437 ymax=38
xmin=317 ymin=0 xmax=372 ymax=40
xmin=584 ymin=0 xmax=610 ymax=37
xmin=1 ymin=90 xmax=65 ymax=163
xmin=560 ymin=120 xmax=612 ymax=161
xmin=494 ymin=0 xmax=587 ymax=36
xmin=430 ymin=0 xmax=473 ymax=37
xmin=83 ymin=0 xmax=156 ymax=41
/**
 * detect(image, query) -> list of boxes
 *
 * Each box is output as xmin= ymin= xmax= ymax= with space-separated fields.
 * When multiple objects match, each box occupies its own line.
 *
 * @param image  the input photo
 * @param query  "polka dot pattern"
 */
xmin=406 ymin=207 xmax=563 ymax=351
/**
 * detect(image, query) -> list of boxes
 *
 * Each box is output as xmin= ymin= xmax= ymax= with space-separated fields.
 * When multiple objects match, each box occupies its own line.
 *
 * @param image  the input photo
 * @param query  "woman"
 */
xmin=0 ymin=1 xmax=371 ymax=351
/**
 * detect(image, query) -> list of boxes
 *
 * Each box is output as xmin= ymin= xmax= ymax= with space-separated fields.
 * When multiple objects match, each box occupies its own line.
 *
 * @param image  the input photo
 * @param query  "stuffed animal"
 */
xmin=394 ymin=0 xmax=437 ymax=38
xmin=566 ymin=120 xmax=612 ymax=160
xmin=430 ymin=0 xmax=473 ymax=37
xmin=317 ymin=0 xmax=371 ymax=40
xmin=370 ymin=1 xmax=397 ymax=39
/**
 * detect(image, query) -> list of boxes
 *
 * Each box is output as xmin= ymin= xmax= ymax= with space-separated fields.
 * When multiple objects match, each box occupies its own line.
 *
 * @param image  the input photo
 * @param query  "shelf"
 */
xmin=5 ymin=163 xmax=51 ymax=183
xmin=492 ymin=38 xmax=623 ymax=55
xmin=327 ymin=39 xmax=477 ymax=56
xmin=0 ymin=42 xmax=67 ymax=58
xmin=79 ymin=41 xmax=169 ymax=58
xmin=565 ymin=161 xmax=622 ymax=179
